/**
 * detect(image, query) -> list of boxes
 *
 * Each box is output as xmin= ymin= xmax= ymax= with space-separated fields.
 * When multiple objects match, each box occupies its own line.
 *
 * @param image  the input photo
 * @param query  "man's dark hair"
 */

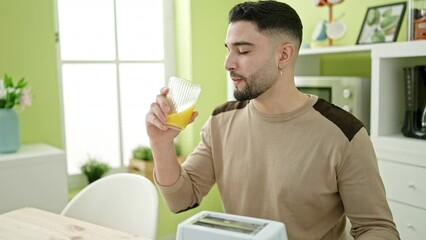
xmin=229 ymin=0 xmax=303 ymax=47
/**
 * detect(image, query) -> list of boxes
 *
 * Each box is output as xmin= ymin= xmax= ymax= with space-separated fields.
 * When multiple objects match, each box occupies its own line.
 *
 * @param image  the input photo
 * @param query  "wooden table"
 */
xmin=0 ymin=207 xmax=151 ymax=240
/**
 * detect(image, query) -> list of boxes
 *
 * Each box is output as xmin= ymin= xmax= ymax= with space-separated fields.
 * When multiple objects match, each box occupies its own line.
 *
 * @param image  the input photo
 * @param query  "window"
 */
xmin=57 ymin=0 xmax=174 ymax=174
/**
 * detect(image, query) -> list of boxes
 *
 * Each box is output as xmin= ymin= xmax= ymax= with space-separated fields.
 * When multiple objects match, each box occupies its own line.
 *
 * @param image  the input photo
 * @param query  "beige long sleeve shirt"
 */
xmin=155 ymin=95 xmax=399 ymax=240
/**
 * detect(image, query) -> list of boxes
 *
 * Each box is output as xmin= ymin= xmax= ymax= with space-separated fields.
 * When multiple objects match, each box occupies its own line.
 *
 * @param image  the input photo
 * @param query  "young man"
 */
xmin=145 ymin=1 xmax=399 ymax=239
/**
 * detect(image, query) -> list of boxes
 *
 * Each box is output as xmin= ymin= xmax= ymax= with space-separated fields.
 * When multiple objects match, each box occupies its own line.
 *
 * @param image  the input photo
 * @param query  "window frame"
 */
xmin=54 ymin=0 xmax=175 ymax=175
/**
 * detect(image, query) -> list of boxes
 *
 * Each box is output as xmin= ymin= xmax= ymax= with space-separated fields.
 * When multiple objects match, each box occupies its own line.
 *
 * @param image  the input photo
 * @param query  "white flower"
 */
xmin=0 ymin=79 xmax=6 ymax=99
xmin=7 ymin=87 xmax=16 ymax=93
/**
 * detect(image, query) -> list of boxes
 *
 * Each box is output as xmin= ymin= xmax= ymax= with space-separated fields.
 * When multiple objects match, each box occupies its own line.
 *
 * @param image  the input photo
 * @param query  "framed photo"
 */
xmin=356 ymin=2 xmax=406 ymax=44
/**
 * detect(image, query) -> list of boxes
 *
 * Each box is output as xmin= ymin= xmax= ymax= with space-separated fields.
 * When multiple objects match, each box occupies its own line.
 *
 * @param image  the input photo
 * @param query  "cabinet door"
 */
xmin=388 ymin=201 xmax=426 ymax=240
xmin=0 ymin=144 xmax=68 ymax=214
xmin=378 ymin=160 xmax=426 ymax=209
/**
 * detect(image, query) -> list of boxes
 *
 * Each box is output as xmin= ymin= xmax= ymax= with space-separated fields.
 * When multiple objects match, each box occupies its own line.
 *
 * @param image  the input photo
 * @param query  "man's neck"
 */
xmin=252 ymin=80 xmax=309 ymax=115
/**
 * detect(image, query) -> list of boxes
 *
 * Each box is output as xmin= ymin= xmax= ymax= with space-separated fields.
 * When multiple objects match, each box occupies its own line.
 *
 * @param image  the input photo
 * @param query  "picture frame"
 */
xmin=356 ymin=2 xmax=406 ymax=44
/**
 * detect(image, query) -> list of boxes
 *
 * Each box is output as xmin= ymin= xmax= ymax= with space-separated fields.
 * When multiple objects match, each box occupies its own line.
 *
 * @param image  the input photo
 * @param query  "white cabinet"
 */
xmin=0 ymin=143 xmax=68 ymax=214
xmin=378 ymin=160 xmax=426 ymax=239
xmin=297 ymin=40 xmax=426 ymax=240
xmin=388 ymin=201 xmax=426 ymax=240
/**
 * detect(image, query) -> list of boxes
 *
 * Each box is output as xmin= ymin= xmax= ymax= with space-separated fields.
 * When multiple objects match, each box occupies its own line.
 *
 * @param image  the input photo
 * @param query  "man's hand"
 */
xmin=145 ymin=87 xmax=199 ymax=143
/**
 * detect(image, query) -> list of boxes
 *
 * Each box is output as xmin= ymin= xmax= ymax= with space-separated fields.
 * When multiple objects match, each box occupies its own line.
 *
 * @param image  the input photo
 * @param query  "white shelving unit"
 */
xmin=372 ymin=41 xmax=426 ymax=240
xmin=297 ymin=40 xmax=426 ymax=240
xmin=296 ymin=44 xmax=374 ymax=76
xmin=371 ymin=41 xmax=426 ymax=165
xmin=0 ymin=143 xmax=68 ymax=214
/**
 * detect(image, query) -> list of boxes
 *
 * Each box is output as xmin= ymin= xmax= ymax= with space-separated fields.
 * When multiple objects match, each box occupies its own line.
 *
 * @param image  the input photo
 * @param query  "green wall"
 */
xmin=0 ymin=0 xmax=63 ymax=149
xmin=0 ymin=0 xmax=410 ymax=238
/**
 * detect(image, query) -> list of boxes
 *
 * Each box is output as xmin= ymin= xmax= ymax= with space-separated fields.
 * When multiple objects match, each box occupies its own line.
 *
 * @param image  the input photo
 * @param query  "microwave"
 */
xmin=295 ymin=76 xmax=370 ymax=131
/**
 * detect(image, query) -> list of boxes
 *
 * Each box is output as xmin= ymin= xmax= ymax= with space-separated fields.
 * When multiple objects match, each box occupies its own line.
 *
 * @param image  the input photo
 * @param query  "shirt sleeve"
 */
xmin=337 ymin=128 xmax=400 ymax=240
xmin=154 ymin=117 xmax=216 ymax=213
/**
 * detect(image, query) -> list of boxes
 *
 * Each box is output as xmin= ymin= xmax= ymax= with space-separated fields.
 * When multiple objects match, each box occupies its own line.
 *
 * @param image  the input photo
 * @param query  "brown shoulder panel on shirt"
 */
xmin=313 ymin=98 xmax=365 ymax=141
xmin=212 ymin=100 xmax=249 ymax=116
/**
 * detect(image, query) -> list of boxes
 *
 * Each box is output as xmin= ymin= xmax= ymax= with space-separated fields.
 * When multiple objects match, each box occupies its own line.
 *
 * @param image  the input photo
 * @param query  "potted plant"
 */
xmin=128 ymin=142 xmax=184 ymax=181
xmin=0 ymin=74 xmax=31 ymax=153
xmin=80 ymin=156 xmax=111 ymax=184
xmin=128 ymin=145 xmax=154 ymax=181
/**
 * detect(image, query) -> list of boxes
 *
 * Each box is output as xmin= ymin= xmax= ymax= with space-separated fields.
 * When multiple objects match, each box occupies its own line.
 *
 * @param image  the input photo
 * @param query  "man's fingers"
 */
xmin=156 ymin=88 xmax=171 ymax=114
xmin=146 ymin=106 xmax=168 ymax=131
xmin=150 ymin=101 xmax=167 ymax=123
xmin=188 ymin=111 xmax=199 ymax=124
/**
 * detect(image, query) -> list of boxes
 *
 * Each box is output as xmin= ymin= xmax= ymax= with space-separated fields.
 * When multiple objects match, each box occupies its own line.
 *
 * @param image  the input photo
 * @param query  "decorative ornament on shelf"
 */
xmin=312 ymin=0 xmax=347 ymax=46
xmin=0 ymin=74 xmax=32 ymax=153
xmin=356 ymin=2 xmax=407 ymax=44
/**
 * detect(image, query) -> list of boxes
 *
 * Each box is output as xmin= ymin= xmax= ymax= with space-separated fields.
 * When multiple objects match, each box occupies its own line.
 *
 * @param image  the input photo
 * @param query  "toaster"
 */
xmin=176 ymin=211 xmax=287 ymax=240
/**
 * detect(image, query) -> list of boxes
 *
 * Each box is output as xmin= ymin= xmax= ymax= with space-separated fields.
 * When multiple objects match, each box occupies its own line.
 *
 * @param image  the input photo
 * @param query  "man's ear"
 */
xmin=278 ymin=43 xmax=296 ymax=67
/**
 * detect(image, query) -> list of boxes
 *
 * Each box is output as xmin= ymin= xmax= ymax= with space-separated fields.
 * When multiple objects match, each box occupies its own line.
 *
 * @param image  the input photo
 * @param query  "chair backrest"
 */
xmin=61 ymin=173 xmax=158 ymax=239
xmin=345 ymin=217 xmax=354 ymax=240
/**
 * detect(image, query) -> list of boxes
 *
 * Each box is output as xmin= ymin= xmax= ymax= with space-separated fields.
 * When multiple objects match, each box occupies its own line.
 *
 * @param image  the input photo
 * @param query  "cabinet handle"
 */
xmin=406 ymin=223 xmax=415 ymax=230
xmin=407 ymin=183 xmax=416 ymax=189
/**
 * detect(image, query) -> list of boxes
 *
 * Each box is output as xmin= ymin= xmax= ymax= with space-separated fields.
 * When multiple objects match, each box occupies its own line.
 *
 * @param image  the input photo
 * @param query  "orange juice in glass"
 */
xmin=165 ymin=77 xmax=201 ymax=130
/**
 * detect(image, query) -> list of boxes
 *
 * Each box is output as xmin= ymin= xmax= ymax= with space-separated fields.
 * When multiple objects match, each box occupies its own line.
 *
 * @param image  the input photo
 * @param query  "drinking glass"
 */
xmin=165 ymin=77 xmax=201 ymax=130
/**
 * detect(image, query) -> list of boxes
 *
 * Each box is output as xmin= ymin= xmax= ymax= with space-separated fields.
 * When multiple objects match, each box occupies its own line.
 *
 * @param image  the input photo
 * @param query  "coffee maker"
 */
xmin=402 ymin=65 xmax=426 ymax=139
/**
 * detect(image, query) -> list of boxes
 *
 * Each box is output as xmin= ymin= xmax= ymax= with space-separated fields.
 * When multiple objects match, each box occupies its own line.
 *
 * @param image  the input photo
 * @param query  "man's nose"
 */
xmin=224 ymin=54 xmax=237 ymax=71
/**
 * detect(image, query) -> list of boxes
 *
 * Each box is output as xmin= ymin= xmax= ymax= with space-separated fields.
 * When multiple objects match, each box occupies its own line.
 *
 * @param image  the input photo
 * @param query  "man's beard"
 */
xmin=232 ymin=67 xmax=278 ymax=101
xmin=233 ymin=78 xmax=261 ymax=101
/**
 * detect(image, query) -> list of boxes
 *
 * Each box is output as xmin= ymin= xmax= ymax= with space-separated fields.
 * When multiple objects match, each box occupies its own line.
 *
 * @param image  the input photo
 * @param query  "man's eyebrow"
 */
xmin=224 ymin=41 xmax=255 ymax=48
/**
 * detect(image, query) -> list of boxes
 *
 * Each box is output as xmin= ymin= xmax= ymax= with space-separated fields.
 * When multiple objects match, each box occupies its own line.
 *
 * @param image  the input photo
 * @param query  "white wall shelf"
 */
xmin=299 ymin=44 xmax=372 ymax=55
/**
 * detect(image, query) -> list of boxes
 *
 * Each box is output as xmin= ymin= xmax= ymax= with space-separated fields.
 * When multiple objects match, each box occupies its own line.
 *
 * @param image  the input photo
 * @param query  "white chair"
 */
xmin=345 ymin=217 xmax=354 ymax=240
xmin=61 ymin=173 xmax=158 ymax=239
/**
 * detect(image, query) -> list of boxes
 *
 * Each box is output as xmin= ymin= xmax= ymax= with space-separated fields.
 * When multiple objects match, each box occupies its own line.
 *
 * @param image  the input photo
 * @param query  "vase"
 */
xmin=0 ymin=109 xmax=21 ymax=153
